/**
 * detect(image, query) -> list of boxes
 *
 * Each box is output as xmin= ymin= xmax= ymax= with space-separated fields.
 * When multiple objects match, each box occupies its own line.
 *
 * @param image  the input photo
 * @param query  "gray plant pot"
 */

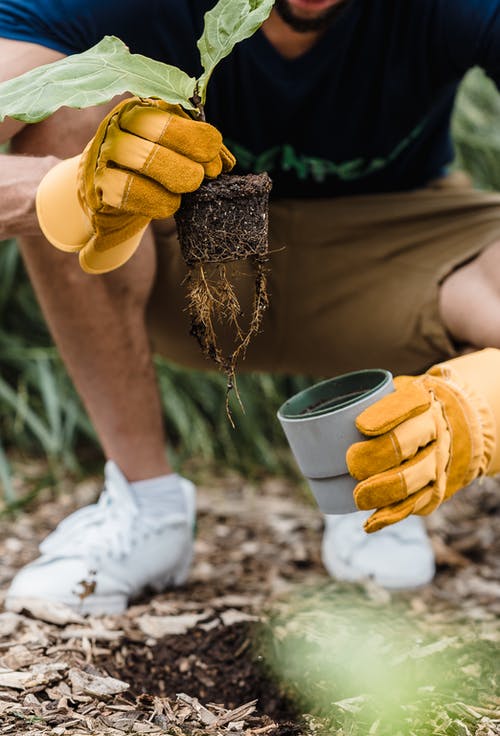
xmin=277 ymin=369 xmax=394 ymax=514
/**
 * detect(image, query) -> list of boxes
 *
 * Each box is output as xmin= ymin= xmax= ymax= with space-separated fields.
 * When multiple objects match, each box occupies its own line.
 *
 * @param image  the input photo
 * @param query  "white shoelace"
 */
xmin=40 ymin=463 xmax=186 ymax=562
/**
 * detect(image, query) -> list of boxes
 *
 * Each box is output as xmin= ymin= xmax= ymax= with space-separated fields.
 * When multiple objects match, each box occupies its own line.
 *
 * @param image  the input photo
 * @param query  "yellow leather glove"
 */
xmin=346 ymin=349 xmax=500 ymax=533
xmin=36 ymin=97 xmax=235 ymax=274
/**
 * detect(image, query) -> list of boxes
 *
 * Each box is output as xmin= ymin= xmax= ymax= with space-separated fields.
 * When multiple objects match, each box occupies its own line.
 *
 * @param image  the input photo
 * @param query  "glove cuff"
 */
xmin=426 ymin=349 xmax=500 ymax=487
xmin=36 ymin=155 xmax=94 ymax=252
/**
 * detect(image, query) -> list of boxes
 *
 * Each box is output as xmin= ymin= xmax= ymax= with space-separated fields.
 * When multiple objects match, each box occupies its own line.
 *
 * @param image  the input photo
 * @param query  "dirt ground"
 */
xmin=0 ymin=466 xmax=498 ymax=735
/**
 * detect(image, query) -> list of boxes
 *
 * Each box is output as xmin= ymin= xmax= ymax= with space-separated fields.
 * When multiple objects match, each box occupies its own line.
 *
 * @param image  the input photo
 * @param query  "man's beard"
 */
xmin=274 ymin=0 xmax=351 ymax=33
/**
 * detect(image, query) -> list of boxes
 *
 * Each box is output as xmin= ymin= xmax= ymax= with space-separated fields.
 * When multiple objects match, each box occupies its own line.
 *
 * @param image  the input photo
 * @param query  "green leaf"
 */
xmin=197 ymin=0 xmax=275 ymax=102
xmin=0 ymin=36 xmax=197 ymax=123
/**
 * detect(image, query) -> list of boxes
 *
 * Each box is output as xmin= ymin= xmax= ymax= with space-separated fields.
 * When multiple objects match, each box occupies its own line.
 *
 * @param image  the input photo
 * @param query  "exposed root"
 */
xmin=185 ymin=255 xmax=270 ymax=424
xmin=176 ymin=173 xmax=273 ymax=422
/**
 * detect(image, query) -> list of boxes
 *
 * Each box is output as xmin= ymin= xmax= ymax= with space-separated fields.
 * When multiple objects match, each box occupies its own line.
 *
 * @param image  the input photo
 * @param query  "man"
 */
xmin=1 ymin=0 xmax=500 ymax=615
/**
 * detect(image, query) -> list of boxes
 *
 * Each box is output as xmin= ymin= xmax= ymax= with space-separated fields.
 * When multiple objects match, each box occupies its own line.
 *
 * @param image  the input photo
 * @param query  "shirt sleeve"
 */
xmin=0 ymin=0 xmax=154 ymax=56
xmin=437 ymin=0 xmax=500 ymax=87
xmin=0 ymin=0 xmax=102 ymax=54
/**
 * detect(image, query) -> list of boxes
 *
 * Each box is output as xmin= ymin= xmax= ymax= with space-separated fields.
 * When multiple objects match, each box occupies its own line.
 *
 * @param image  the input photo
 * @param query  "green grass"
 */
xmin=260 ymin=584 xmax=500 ymax=736
xmin=453 ymin=69 xmax=500 ymax=189
xmin=2 ymin=68 xmax=500 ymax=503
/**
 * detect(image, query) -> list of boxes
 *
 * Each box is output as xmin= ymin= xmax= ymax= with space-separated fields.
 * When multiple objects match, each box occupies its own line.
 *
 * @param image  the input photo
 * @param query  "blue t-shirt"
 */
xmin=1 ymin=0 xmax=500 ymax=198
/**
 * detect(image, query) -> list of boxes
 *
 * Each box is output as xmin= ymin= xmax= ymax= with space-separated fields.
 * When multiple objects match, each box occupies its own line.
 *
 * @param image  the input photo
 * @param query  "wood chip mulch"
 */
xmin=0 ymin=469 xmax=498 ymax=735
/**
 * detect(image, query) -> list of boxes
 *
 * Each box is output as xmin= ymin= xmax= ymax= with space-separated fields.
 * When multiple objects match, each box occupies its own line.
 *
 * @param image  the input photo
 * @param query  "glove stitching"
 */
xmin=122 ymin=113 xmax=174 ymax=209
xmin=427 ymin=399 xmax=450 ymax=511
xmin=102 ymin=109 xmax=136 ymax=212
xmin=389 ymin=431 xmax=402 ymax=464
xmin=96 ymin=111 xmax=123 ymax=210
xmin=440 ymin=377 xmax=484 ymax=481
xmin=398 ymin=468 xmax=409 ymax=500
xmin=142 ymin=145 xmax=159 ymax=176
xmin=143 ymin=116 xmax=173 ymax=174
xmin=427 ymin=366 xmax=495 ymax=478
xmin=120 ymin=172 xmax=135 ymax=211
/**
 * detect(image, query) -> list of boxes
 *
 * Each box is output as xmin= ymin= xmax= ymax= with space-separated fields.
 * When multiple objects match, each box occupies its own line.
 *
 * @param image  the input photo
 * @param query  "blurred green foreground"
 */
xmin=259 ymin=584 xmax=500 ymax=736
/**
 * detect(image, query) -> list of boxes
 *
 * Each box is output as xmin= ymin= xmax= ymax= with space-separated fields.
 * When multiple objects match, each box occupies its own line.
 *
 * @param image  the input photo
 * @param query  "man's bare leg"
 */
xmin=439 ymin=240 xmax=500 ymax=350
xmin=6 ymin=106 xmax=196 ymax=614
xmin=11 ymin=105 xmax=173 ymax=481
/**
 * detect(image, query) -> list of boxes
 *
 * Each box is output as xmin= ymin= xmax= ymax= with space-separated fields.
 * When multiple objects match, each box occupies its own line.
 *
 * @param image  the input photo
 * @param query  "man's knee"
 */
xmin=18 ymin=226 xmax=157 ymax=318
xmin=439 ymin=239 xmax=500 ymax=349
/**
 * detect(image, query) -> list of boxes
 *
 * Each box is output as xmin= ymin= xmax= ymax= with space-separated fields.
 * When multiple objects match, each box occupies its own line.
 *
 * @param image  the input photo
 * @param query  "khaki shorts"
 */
xmin=146 ymin=176 xmax=500 ymax=377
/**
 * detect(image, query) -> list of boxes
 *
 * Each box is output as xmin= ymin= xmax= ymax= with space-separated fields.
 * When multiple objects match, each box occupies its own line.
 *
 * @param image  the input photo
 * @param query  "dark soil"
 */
xmin=175 ymin=173 xmax=273 ymax=388
xmin=175 ymin=173 xmax=272 ymax=264
xmin=98 ymin=621 xmax=299 ymax=723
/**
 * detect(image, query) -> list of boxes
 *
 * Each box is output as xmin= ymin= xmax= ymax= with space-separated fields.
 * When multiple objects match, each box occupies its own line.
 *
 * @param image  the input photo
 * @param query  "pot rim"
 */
xmin=278 ymin=368 xmax=392 ymax=421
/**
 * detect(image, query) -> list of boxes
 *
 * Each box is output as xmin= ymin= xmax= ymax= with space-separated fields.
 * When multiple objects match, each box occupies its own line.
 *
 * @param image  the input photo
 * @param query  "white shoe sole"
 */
xmin=324 ymin=548 xmax=435 ymax=590
xmin=6 ymin=512 xmax=196 ymax=617
xmin=5 ymin=554 xmax=193 ymax=617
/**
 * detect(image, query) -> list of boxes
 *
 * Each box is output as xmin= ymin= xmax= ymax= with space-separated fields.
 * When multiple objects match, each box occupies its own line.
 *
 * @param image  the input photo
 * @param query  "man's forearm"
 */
xmin=0 ymin=153 xmax=60 ymax=239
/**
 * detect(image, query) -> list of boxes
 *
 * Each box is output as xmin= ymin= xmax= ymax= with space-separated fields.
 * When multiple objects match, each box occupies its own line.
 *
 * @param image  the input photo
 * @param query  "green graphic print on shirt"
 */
xmin=226 ymin=120 xmax=427 ymax=184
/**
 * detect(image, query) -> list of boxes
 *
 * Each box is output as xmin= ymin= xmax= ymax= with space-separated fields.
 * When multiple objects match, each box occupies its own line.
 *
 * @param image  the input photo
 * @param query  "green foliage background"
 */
xmin=1 ymin=68 xmax=500 ymax=502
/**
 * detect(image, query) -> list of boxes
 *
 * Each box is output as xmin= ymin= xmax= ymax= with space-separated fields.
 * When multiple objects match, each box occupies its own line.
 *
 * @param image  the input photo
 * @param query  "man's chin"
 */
xmin=275 ymin=0 xmax=350 ymax=33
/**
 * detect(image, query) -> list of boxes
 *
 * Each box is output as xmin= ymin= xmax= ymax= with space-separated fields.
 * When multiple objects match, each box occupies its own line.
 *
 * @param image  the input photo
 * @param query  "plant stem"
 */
xmin=191 ymin=83 xmax=206 ymax=121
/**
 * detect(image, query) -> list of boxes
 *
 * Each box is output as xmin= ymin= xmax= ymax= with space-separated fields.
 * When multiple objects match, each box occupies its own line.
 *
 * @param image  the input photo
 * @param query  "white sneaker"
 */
xmin=5 ymin=462 xmax=196 ymax=616
xmin=322 ymin=510 xmax=435 ymax=589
